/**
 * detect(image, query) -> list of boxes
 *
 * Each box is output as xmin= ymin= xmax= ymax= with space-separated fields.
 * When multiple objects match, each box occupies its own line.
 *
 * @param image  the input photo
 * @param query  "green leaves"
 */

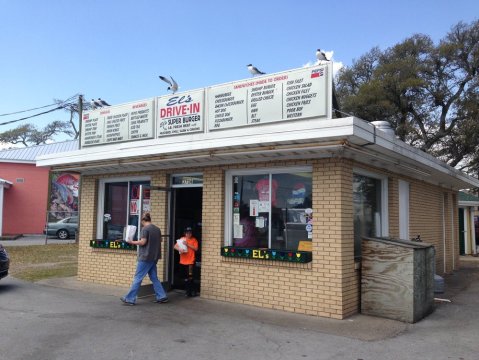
xmin=335 ymin=20 xmax=479 ymax=176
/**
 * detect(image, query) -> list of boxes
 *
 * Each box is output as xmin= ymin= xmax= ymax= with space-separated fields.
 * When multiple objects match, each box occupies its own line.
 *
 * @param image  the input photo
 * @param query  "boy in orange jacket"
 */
xmin=174 ymin=227 xmax=199 ymax=297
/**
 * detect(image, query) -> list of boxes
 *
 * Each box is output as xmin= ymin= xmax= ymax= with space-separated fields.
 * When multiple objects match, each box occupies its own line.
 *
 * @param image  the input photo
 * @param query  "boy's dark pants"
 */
xmin=183 ymin=264 xmax=197 ymax=297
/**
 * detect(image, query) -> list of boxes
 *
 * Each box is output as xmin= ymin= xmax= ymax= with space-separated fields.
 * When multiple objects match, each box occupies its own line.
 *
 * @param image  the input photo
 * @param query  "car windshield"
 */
xmin=56 ymin=217 xmax=78 ymax=224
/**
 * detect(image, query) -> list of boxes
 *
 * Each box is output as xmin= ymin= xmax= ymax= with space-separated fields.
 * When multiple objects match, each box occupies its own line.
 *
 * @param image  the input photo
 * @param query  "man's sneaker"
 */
xmin=120 ymin=297 xmax=135 ymax=306
xmin=153 ymin=297 xmax=169 ymax=303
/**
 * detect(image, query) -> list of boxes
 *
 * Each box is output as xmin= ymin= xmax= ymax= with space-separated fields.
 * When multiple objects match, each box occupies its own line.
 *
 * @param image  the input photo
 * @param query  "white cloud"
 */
xmin=302 ymin=50 xmax=344 ymax=77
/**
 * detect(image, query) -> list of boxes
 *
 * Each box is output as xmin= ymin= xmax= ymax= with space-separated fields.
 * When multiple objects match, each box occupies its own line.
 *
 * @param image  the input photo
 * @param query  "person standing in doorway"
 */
xmin=174 ymin=227 xmax=199 ymax=297
xmin=121 ymin=212 xmax=169 ymax=305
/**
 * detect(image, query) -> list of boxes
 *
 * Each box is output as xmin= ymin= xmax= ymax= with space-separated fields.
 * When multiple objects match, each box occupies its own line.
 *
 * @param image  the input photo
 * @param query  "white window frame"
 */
xmin=353 ymin=168 xmax=389 ymax=238
xmin=224 ymin=166 xmax=312 ymax=246
xmin=96 ymin=176 xmax=151 ymax=239
xmin=399 ymin=180 xmax=410 ymax=240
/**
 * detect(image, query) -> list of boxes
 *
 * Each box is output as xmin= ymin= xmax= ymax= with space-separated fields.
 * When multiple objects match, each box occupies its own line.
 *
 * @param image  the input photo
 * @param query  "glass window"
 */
xmin=228 ymin=169 xmax=312 ymax=252
xmin=353 ymin=173 xmax=386 ymax=257
xmin=101 ymin=180 xmax=150 ymax=241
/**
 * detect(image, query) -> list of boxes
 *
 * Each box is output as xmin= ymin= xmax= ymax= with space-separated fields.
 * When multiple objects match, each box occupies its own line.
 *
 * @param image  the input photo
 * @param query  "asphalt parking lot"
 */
xmin=1 ymin=237 xmax=478 ymax=359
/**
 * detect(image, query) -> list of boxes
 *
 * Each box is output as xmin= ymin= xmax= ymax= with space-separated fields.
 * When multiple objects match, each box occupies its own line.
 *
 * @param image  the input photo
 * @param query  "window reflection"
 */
xmin=103 ymin=181 xmax=150 ymax=240
xmin=231 ymin=172 xmax=312 ymax=251
xmin=353 ymin=174 xmax=382 ymax=257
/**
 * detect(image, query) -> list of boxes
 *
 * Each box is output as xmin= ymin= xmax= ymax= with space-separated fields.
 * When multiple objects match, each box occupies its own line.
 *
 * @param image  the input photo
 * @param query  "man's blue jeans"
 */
xmin=123 ymin=260 xmax=167 ymax=304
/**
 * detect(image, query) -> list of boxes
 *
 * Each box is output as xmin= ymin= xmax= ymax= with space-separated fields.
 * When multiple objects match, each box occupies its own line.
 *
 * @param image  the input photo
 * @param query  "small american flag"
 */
xmin=311 ymin=68 xmax=324 ymax=78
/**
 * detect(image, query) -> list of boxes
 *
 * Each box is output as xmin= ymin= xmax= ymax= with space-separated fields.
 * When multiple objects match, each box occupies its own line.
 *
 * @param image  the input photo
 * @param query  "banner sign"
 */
xmin=81 ymin=99 xmax=154 ymax=147
xmin=208 ymin=65 xmax=328 ymax=130
xmin=156 ymin=90 xmax=204 ymax=137
xmin=79 ymin=65 xmax=331 ymax=147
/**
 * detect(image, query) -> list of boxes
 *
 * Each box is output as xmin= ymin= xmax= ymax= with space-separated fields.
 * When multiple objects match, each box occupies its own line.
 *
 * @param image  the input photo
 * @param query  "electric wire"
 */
xmin=0 ymin=107 xmax=64 ymax=126
xmin=0 ymin=94 xmax=81 ymax=127
xmin=0 ymin=94 xmax=79 ymax=117
xmin=0 ymin=102 xmax=59 ymax=117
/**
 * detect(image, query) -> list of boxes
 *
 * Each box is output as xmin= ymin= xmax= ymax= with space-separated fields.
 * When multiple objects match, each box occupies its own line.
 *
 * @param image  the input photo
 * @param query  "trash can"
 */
xmin=361 ymin=237 xmax=435 ymax=323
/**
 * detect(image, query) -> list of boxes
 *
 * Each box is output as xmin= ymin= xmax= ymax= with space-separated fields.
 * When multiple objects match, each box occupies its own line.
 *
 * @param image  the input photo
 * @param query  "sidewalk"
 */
xmin=35 ymin=258 xmax=479 ymax=342
xmin=37 ymin=276 xmax=408 ymax=341
xmin=0 ymin=234 xmax=76 ymax=246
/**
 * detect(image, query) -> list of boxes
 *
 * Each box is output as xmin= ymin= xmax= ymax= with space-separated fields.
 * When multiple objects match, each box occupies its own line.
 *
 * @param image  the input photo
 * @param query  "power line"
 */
xmin=0 ymin=102 xmax=59 ymax=117
xmin=0 ymin=106 xmax=64 ymax=126
xmin=0 ymin=94 xmax=82 ymax=127
xmin=0 ymin=94 xmax=80 ymax=117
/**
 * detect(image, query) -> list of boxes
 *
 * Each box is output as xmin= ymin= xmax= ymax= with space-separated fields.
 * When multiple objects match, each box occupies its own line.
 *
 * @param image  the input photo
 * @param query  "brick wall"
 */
xmin=76 ymin=159 xmax=459 ymax=318
xmin=200 ymin=159 xmax=357 ymax=319
xmin=77 ymin=171 xmax=169 ymax=287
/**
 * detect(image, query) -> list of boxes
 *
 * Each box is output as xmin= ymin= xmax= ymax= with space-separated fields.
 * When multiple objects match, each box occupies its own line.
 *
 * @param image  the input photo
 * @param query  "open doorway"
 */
xmin=170 ymin=187 xmax=202 ymax=294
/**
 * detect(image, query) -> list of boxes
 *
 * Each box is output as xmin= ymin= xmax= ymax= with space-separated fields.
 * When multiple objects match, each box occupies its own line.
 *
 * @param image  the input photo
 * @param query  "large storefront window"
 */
xmin=99 ymin=178 xmax=150 ymax=241
xmin=353 ymin=171 xmax=388 ymax=257
xmin=227 ymin=168 xmax=312 ymax=252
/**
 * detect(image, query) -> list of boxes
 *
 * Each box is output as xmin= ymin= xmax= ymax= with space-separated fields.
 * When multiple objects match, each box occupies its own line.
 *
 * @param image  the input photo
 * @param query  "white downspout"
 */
xmin=451 ymin=197 xmax=455 ymax=270
xmin=442 ymin=194 xmax=446 ymax=273
xmin=471 ymin=208 xmax=477 ymax=255
xmin=464 ymin=208 xmax=470 ymax=255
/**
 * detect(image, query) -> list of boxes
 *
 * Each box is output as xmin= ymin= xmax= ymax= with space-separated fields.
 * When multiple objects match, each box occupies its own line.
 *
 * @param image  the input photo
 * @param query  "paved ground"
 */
xmin=1 ymin=236 xmax=479 ymax=359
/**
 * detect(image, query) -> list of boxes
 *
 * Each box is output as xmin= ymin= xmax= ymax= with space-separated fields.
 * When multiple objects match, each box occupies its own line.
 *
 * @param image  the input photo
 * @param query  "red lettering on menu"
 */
xmin=132 ymin=103 xmax=147 ymax=109
xmin=160 ymin=103 xmax=200 ymax=118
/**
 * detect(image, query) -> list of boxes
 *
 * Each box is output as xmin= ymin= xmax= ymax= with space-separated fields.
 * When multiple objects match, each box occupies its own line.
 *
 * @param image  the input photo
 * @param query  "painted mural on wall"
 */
xmin=49 ymin=173 xmax=79 ymax=220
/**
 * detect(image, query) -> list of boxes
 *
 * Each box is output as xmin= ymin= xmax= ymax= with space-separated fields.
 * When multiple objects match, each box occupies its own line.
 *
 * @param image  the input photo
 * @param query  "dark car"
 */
xmin=44 ymin=216 xmax=78 ymax=240
xmin=0 ymin=244 xmax=9 ymax=280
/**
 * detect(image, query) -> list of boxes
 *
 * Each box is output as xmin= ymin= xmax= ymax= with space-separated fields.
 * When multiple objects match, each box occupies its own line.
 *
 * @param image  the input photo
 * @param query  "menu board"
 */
xmin=156 ymin=90 xmax=204 ymax=137
xmin=208 ymin=65 xmax=329 ymax=130
xmin=81 ymin=99 xmax=154 ymax=147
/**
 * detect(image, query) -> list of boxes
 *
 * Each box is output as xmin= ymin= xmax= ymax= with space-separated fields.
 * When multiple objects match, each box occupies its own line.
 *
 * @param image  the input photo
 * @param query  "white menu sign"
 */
xmin=81 ymin=99 xmax=154 ymax=147
xmin=208 ymin=65 xmax=329 ymax=130
xmin=157 ymin=90 xmax=204 ymax=137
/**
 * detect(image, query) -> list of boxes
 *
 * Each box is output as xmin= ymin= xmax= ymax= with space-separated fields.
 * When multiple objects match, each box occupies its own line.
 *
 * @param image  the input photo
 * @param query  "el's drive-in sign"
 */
xmin=80 ymin=64 xmax=331 ymax=146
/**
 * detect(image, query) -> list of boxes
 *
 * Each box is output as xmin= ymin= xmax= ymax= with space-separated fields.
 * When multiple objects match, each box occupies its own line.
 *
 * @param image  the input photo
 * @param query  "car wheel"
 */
xmin=57 ymin=229 xmax=69 ymax=240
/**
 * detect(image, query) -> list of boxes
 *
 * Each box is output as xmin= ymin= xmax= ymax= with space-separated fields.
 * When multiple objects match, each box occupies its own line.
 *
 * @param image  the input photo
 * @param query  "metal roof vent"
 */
xmin=371 ymin=121 xmax=395 ymax=136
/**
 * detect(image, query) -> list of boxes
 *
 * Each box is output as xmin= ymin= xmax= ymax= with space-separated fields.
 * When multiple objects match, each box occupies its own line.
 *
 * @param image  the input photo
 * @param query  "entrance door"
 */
xmin=170 ymin=187 xmax=202 ymax=292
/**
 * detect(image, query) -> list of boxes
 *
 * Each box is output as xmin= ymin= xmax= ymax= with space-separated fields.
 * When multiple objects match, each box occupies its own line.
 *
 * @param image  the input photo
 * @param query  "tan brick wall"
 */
xmin=77 ymin=171 xmax=169 ymax=287
xmin=402 ymin=179 xmax=457 ymax=274
xmin=76 ymin=159 xmax=460 ymax=319
xmin=349 ymin=163 xmax=459 ymax=274
xmin=199 ymin=158 xmax=357 ymax=319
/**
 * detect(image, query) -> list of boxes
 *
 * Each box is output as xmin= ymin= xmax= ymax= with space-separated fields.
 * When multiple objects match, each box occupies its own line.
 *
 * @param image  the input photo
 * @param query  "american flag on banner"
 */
xmin=311 ymin=68 xmax=324 ymax=78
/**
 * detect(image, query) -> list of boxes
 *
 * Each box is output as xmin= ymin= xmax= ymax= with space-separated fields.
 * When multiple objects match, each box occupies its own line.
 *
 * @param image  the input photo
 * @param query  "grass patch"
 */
xmin=4 ymin=244 xmax=78 ymax=282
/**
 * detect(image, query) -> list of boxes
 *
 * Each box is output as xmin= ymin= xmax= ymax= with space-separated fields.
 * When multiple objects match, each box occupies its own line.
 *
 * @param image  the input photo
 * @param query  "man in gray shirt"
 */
xmin=121 ymin=213 xmax=168 ymax=305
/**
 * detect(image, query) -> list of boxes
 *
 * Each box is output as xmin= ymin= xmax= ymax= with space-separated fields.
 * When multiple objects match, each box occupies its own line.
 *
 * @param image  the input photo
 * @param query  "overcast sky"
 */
xmin=0 ymin=0 xmax=477 ymax=145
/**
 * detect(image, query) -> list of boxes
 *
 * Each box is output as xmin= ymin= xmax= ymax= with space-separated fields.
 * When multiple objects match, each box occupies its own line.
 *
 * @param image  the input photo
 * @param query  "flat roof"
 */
xmin=36 ymin=117 xmax=479 ymax=190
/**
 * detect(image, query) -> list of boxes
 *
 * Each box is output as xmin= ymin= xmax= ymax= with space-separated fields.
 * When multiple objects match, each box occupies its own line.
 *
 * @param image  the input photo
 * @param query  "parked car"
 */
xmin=44 ymin=216 xmax=78 ymax=239
xmin=0 ymin=244 xmax=9 ymax=280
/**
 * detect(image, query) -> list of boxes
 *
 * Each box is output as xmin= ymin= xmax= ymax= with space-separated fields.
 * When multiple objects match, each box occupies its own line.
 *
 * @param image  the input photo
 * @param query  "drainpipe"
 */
xmin=471 ymin=208 xmax=477 ymax=255
xmin=442 ymin=194 xmax=446 ymax=273
xmin=451 ymin=198 xmax=455 ymax=270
